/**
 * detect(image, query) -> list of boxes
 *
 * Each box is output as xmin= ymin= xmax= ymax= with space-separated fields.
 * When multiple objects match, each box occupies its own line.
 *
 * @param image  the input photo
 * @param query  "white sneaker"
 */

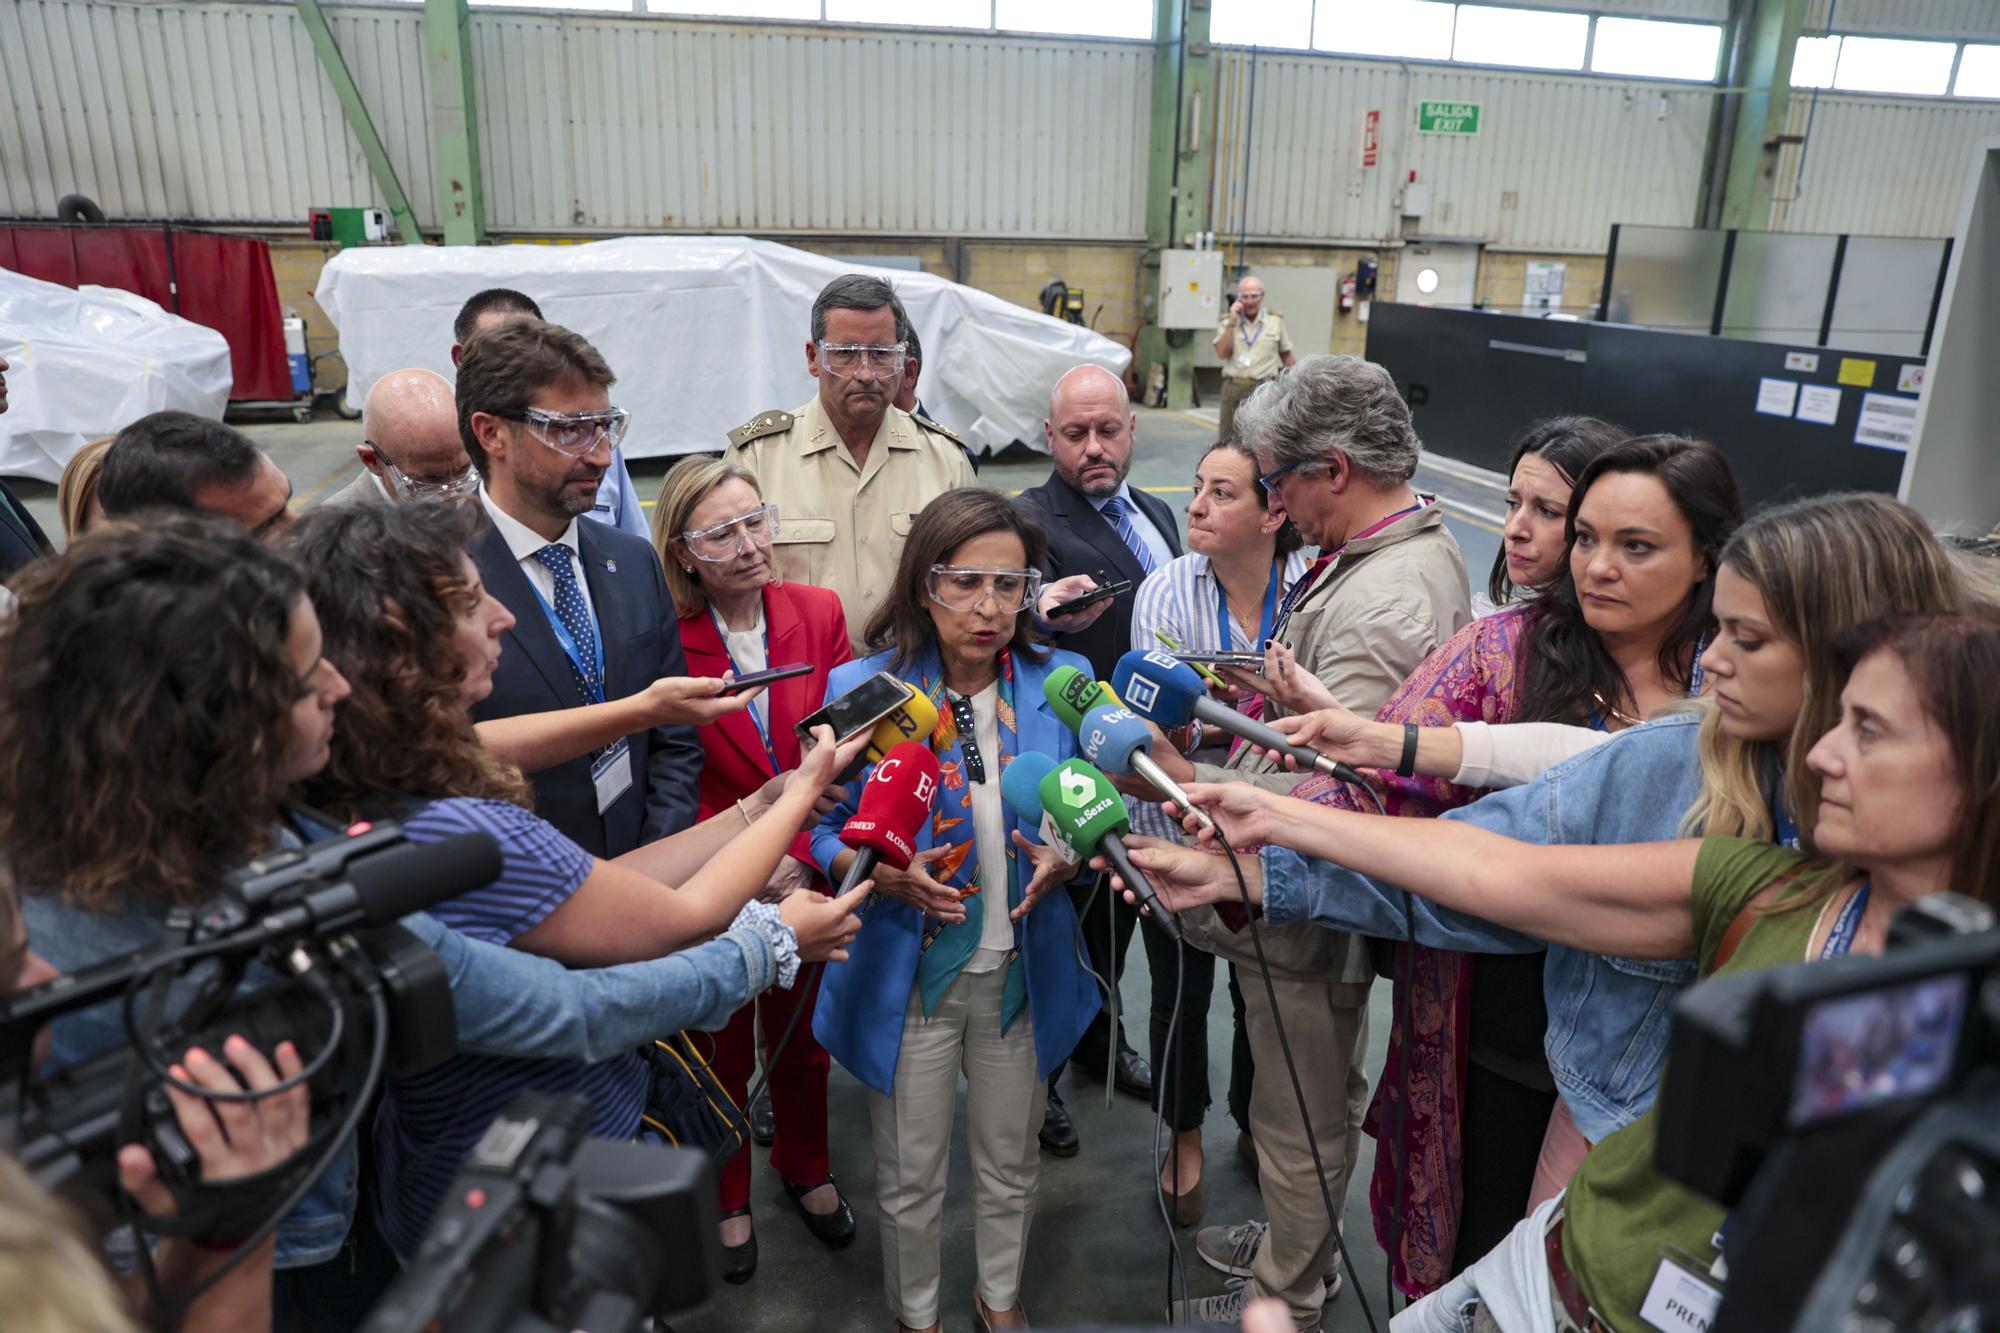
xmin=1170 ymin=1278 xmax=1324 ymax=1331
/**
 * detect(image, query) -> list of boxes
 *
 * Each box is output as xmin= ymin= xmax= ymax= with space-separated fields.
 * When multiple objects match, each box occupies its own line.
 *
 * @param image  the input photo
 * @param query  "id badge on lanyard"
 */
xmin=527 ymin=576 xmax=632 ymax=816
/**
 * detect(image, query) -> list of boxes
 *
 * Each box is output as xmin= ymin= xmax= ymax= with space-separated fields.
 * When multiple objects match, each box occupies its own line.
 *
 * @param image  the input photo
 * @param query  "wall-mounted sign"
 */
xmin=1417 ymin=101 xmax=1482 ymax=135
xmin=1361 ymin=109 xmax=1380 ymax=168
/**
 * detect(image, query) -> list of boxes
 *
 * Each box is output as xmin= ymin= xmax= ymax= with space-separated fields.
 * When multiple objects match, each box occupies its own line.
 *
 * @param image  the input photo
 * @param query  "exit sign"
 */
xmin=1417 ymin=101 xmax=1482 ymax=135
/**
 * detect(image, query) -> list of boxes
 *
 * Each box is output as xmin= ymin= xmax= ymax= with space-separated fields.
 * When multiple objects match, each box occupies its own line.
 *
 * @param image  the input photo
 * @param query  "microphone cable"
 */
xmin=1208 ymin=781 xmax=1387 ymax=1333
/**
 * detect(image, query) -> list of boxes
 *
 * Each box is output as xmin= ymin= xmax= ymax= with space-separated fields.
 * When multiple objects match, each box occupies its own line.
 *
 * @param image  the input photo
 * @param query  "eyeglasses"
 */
xmin=1258 ymin=459 xmax=1303 ymax=495
xmin=366 ymin=439 xmax=480 ymax=501
xmin=816 ymin=341 xmax=908 ymax=378
xmin=682 ymin=503 xmax=780 ymax=562
xmin=504 ymin=406 xmax=631 ymax=458
xmin=926 ymin=565 xmax=1042 ymax=615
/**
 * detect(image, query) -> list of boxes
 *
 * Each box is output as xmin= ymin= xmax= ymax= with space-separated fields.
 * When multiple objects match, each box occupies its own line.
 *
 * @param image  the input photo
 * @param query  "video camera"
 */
xmin=1654 ymin=892 xmax=2000 ymax=1331
xmin=0 ymin=819 xmax=498 ymax=1244
xmin=362 ymin=1091 xmax=722 ymax=1333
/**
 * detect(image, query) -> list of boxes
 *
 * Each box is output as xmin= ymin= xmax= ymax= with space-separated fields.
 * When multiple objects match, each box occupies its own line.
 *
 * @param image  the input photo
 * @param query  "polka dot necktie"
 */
xmin=532 ymin=543 xmax=602 ymax=702
xmin=1099 ymin=494 xmax=1159 ymax=576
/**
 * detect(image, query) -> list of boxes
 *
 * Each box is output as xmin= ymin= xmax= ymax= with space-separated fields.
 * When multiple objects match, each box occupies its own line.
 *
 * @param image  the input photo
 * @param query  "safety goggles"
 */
xmin=817 ymin=341 xmax=908 ymax=378
xmin=926 ymin=565 xmax=1042 ymax=615
xmin=504 ymin=406 xmax=631 ymax=458
xmin=366 ymin=440 xmax=480 ymax=501
xmin=681 ymin=503 xmax=780 ymax=562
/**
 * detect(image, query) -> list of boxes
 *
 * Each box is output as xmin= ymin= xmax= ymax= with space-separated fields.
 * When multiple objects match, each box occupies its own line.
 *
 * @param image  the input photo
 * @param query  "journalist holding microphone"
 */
xmin=653 ymin=455 xmax=857 ymax=1277
xmin=811 ymin=489 xmax=1100 ymax=1333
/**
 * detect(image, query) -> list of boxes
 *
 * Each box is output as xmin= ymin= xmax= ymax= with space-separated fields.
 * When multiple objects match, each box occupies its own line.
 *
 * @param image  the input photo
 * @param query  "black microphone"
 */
xmin=255 ymin=833 xmax=504 ymax=940
xmin=1113 ymin=650 xmax=1373 ymax=788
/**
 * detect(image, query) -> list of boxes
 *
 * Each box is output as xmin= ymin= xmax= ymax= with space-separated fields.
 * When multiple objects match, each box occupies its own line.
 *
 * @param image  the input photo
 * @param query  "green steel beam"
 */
xmin=1138 ymin=0 xmax=1214 ymax=410
xmin=293 ymin=0 xmax=423 ymax=245
xmin=1717 ymin=0 xmax=1809 ymax=231
xmin=426 ymin=0 xmax=486 ymax=246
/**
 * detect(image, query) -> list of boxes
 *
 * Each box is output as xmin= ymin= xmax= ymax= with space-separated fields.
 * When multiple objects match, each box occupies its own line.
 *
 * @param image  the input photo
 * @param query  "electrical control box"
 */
xmin=1157 ymin=249 xmax=1223 ymax=330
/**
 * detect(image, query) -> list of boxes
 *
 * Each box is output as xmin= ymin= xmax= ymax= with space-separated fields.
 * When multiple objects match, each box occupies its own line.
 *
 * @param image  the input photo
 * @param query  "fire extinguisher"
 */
xmin=1339 ymin=274 xmax=1357 ymax=314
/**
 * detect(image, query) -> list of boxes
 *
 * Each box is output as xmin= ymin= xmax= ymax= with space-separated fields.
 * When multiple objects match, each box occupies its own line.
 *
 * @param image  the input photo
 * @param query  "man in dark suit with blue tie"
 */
xmin=0 ymin=355 xmax=55 ymax=577
xmin=457 ymin=319 xmax=703 ymax=855
xmin=1014 ymin=364 xmax=1184 ymax=1155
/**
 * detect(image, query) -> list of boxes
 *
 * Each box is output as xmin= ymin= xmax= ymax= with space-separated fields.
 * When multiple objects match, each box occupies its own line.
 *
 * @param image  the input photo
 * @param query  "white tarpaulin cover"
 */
xmin=315 ymin=236 xmax=1131 ymax=458
xmin=0 ymin=268 xmax=233 ymax=482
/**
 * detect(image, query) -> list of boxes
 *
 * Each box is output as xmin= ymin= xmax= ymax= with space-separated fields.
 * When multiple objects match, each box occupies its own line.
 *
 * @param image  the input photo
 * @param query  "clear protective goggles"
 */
xmin=817 ymin=340 xmax=908 ymax=379
xmin=926 ymin=564 xmax=1042 ymax=615
xmin=506 ymin=405 xmax=631 ymax=458
xmin=367 ymin=440 xmax=480 ymax=502
xmin=681 ymin=502 xmax=780 ymax=562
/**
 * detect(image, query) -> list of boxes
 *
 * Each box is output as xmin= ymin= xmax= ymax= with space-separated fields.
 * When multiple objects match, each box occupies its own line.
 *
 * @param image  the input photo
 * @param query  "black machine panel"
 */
xmin=1365 ymin=303 xmax=1911 ymax=507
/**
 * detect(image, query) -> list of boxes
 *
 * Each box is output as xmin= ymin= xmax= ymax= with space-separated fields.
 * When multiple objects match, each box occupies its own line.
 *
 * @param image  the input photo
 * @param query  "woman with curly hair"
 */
xmin=281 ymin=499 xmax=870 ymax=1257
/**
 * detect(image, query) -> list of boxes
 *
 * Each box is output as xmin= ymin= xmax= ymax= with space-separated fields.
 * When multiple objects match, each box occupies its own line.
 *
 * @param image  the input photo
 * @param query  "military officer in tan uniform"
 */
xmin=1212 ymin=274 xmax=1296 ymax=441
xmin=725 ymin=274 xmax=977 ymax=655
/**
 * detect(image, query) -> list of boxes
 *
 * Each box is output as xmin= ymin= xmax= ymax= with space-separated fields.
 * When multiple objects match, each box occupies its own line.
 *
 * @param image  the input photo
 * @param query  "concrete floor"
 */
xmin=18 ymin=404 xmax=1505 ymax=1333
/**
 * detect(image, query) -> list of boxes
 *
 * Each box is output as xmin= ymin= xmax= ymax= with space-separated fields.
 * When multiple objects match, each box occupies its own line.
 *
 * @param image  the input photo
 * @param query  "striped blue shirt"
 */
xmin=1125 ymin=549 xmax=1310 ymax=840
xmin=374 ymin=797 xmax=650 ymax=1258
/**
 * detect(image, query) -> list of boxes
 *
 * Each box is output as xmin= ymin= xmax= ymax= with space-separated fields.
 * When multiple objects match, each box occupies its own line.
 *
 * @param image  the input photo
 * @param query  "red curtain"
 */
xmin=0 ymin=226 xmax=291 ymax=401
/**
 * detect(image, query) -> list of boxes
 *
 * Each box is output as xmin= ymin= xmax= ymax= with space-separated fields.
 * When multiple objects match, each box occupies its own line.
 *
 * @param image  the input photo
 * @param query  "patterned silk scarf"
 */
xmin=912 ymin=649 xmax=1028 ymax=1030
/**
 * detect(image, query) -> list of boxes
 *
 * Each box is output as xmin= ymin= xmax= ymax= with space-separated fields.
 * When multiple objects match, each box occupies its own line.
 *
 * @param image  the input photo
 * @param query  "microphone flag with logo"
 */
xmin=1036 ymin=758 xmax=1181 ymax=941
xmin=836 ymin=741 xmax=942 ymax=896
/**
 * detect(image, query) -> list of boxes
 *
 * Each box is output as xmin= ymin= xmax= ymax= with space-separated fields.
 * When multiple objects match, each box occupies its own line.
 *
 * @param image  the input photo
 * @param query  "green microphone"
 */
xmin=1036 ymin=758 xmax=1181 ymax=941
xmin=1043 ymin=665 xmax=1120 ymax=735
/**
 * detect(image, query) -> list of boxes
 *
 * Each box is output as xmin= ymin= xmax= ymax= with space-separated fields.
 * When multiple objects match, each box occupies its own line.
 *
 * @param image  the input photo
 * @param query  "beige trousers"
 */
xmin=868 ymin=966 xmax=1045 ymax=1327
xmin=1218 ymin=375 xmax=1264 ymax=441
xmin=1241 ymin=971 xmax=1374 ymax=1327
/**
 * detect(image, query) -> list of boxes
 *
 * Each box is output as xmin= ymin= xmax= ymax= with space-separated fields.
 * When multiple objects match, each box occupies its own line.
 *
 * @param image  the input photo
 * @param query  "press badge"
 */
xmin=1235 ymin=351 xmax=1252 ymax=368
xmin=593 ymin=739 xmax=635 ymax=814
xmin=1638 ymin=1248 xmax=1722 ymax=1333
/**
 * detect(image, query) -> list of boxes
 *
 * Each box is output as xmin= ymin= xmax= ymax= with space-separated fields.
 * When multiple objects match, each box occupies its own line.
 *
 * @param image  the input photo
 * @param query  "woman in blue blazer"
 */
xmin=810 ymin=489 xmax=1100 ymax=1333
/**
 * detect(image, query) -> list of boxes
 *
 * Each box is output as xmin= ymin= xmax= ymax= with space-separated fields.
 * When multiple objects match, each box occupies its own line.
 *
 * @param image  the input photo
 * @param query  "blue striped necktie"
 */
xmin=1099 ymin=494 xmax=1159 ymax=576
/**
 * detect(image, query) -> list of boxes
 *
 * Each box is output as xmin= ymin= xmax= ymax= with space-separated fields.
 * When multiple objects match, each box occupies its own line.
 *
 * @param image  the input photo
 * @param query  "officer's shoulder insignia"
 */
xmin=726 ymin=409 xmax=794 ymax=449
xmin=912 ymin=413 xmax=966 ymax=449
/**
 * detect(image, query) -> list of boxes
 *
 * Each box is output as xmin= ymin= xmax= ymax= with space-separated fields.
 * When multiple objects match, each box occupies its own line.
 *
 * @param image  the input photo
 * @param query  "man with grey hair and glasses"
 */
xmin=725 ymin=273 xmax=977 ymax=655
xmin=328 ymin=368 xmax=478 ymax=505
xmin=1132 ymin=354 xmax=1469 ymax=1330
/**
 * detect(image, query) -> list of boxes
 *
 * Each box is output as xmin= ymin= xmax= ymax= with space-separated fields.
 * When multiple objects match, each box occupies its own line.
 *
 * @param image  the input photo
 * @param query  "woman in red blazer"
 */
xmin=654 ymin=458 xmax=855 ymax=1283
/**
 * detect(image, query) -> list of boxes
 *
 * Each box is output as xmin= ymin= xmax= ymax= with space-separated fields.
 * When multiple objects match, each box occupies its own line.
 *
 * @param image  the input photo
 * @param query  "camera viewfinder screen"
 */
xmin=1788 ymin=973 xmax=1969 ymax=1128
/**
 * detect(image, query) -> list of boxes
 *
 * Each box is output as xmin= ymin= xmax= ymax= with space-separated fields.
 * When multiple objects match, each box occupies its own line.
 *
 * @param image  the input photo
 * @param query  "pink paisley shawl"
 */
xmin=1289 ymin=605 xmax=1530 ymax=1298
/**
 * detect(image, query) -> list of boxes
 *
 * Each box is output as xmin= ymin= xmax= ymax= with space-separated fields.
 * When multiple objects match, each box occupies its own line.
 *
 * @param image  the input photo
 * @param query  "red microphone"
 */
xmin=835 ymin=741 xmax=941 ymax=896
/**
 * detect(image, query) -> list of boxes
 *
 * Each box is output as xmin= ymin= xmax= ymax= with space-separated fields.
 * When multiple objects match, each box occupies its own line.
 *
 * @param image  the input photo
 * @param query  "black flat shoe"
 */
xmin=782 ymin=1174 xmax=857 ymax=1248
xmin=720 ymin=1207 xmax=757 ymax=1284
xmin=1112 ymin=1044 xmax=1154 ymax=1101
xmin=748 ymin=1086 xmax=776 ymax=1147
xmin=1038 ymin=1086 xmax=1079 ymax=1157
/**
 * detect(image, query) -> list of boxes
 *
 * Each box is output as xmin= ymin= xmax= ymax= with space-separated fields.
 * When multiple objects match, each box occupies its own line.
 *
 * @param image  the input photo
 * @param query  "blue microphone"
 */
xmin=1001 ymin=752 xmax=1077 ymax=864
xmin=1110 ymin=650 xmax=1370 ymax=787
xmin=1078 ymin=703 xmax=1215 ymax=833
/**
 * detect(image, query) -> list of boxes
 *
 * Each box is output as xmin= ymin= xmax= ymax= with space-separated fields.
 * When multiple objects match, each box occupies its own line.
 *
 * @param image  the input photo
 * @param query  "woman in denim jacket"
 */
xmin=1142 ymin=493 xmax=1970 ymax=1245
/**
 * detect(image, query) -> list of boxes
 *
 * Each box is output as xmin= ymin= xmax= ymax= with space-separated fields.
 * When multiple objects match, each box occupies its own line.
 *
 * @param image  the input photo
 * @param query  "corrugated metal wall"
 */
xmin=1818 ymin=0 xmax=2000 ymax=38
xmin=1769 ymin=92 xmax=2000 ymax=235
xmin=1209 ymin=51 xmax=1713 ymax=251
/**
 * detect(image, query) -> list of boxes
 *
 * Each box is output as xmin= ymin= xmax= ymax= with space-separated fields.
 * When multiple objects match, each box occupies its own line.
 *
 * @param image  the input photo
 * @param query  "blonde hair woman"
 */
xmin=57 ymin=437 xmax=112 ymax=541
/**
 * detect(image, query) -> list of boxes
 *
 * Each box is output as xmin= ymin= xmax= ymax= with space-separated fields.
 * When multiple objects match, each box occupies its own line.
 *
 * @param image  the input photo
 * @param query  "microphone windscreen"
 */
xmin=1000 ymin=752 xmax=1058 ymax=823
xmin=866 ymin=692 xmax=941 ymax=761
xmin=349 ymin=833 xmax=503 ymax=926
xmin=1035 ymin=759 xmax=1132 ymax=858
xmin=1042 ymin=665 xmax=1098 ymax=733
xmin=839 ymin=741 xmax=942 ymax=872
xmin=1110 ymin=650 xmax=1206 ymax=728
xmin=1077 ymin=704 xmax=1153 ymax=776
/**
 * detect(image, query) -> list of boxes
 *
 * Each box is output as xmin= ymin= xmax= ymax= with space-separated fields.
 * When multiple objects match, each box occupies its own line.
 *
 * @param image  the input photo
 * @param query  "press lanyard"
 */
xmin=1215 ymin=559 xmax=1282 ymax=652
xmin=711 ymin=606 xmax=779 ymax=772
xmin=1773 ymin=799 xmax=1799 ymax=851
xmin=525 ymin=575 xmax=606 ymax=706
xmin=1241 ymin=317 xmax=1263 ymax=348
xmin=1271 ymin=498 xmax=1430 ymax=645
xmin=1822 ymin=881 xmax=1871 ymax=959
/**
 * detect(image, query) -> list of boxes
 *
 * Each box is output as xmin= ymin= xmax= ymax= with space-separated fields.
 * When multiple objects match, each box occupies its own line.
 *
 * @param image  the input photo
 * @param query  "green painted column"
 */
xmin=1717 ymin=0 xmax=1809 ymax=231
xmin=1138 ymin=0 xmax=1214 ymax=410
xmin=426 ymin=0 xmax=487 ymax=246
xmin=294 ymin=0 xmax=423 ymax=244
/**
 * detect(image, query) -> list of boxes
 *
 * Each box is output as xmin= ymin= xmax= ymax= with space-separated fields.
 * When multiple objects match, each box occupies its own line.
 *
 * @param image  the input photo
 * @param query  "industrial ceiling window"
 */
xmin=1210 ymin=0 xmax=1313 ymax=49
xmin=825 ymin=0 xmax=991 ymax=26
xmin=1590 ymin=17 xmax=1723 ymax=83
xmin=995 ymin=0 xmax=1152 ymax=38
xmin=1958 ymin=45 xmax=2000 ymax=98
xmin=1313 ymin=0 xmax=1456 ymax=62
xmin=1789 ymin=33 xmax=1960 ymax=97
xmin=1450 ymin=4 xmax=1588 ymax=71
xmin=646 ymin=0 xmax=820 ymax=17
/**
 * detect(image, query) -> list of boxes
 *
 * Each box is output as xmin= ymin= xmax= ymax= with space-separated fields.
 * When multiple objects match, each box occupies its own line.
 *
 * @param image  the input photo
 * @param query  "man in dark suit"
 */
xmin=0 ymin=355 xmax=53 ymax=576
xmin=458 ymin=318 xmax=703 ymax=855
xmin=1014 ymin=363 xmax=1184 ymax=1155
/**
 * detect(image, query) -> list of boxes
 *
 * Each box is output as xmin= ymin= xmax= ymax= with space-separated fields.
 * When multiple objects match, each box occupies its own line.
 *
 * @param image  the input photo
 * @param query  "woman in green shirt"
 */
xmin=1099 ymin=609 xmax=2000 ymax=1332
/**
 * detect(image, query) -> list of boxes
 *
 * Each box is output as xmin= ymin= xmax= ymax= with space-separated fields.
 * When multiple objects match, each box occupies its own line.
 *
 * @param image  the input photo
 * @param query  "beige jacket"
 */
xmin=1181 ymin=499 xmax=1472 ymax=984
xmin=725 ymin=396 xmax=977 ymax=655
